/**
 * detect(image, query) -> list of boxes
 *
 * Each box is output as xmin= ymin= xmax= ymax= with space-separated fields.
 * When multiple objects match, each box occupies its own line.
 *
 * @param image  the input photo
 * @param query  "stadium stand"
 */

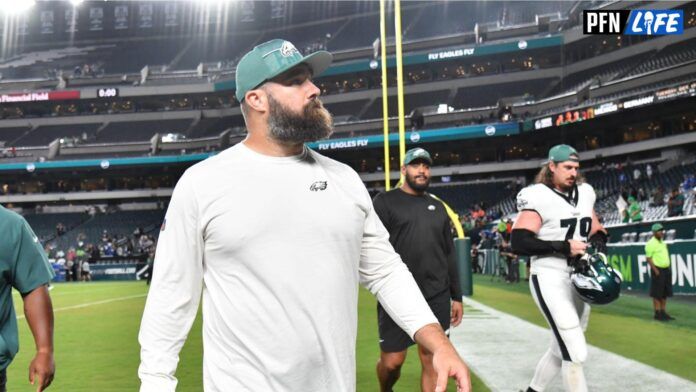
xmin=362 ymin=90 xmax=452 ymax=120
xmin=24 ymin=211 xmax=91 ymax=244
xmin=452 ymin=79 xmax=556 ymax=110
xmin=581 ymin=74 xmax=696 ymax=108
xmin=324 ymin=99 xmax=370 ymax=119
xmin=0 ymin=126 xmax=32 ymax=145
xmin=0 ymin=1 xmax=693 ymax=252
xmin=430 ymin=180 xmax=516 ymax=217
xmin=0 ymin=1 xmax=580 ymax=81
xmin=483 ymin=160 xmax=696 ymax=229
xmin=24 ymin=208 xmax=166 ymax=258
xmin=327 ymin=6 xmax=423 ymax=51
xmin=13 ymin=123 xmax=99 ymax=147
xmin=65 ymin=209 xmax=164 ymax=242
xmin=102 ymin=41 xmax=186 ymax=74
xmin=625 ymin=38 xmax=696 ymax=77
xmin=96 ymin=119 xmax=192 ymax=142
xmin=187 ymin=117 xmax=236 ymax=138
xmin=176 ymin=34 xmax=261 ymax=71
xmin=404 ymin=1 xmax=568 ymax=40
xmin=546 ymin=53 xmax=654 ymax=97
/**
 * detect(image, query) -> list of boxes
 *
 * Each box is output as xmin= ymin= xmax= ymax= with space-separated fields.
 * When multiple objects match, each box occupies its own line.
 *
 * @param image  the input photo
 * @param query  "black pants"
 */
xmin=507 ymin=259 xmax=520 ymax=282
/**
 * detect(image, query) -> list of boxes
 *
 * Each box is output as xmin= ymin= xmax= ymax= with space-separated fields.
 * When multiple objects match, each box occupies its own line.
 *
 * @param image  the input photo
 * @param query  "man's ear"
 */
xmin=245 ymin=88 xmax=267 ymax=113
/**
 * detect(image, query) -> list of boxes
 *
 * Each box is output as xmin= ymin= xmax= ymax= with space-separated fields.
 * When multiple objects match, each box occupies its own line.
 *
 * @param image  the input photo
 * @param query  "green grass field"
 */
xmin=6 ymin=279 xmax=694 ymax=391
xmin=471 ymin=275 xmax=696 ymax=383
xmin=7 ymin=282 xmax=487 ymax=391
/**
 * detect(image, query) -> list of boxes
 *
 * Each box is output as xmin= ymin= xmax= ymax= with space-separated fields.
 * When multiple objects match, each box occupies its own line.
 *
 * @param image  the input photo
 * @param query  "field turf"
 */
xmin=8 ymin=278 xmax=693 ymax=391
xmin=7 ymin=282 xmax=488 ymax=391
xmin=471 ymin=274 xmax=696 ymax=383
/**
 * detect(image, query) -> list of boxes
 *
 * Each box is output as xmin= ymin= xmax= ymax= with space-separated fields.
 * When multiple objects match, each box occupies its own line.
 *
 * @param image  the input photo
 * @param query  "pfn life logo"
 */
xmin=625 ymin=10 xmax=683 ymax=35
xmin=583 ymin=10 xmax=683 ymax=35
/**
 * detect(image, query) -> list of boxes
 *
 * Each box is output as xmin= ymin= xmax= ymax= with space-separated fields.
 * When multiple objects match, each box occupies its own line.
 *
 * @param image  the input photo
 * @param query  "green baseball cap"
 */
xmin=651 ymin=223 xmax=664 ymax=232
xmin=547 ymin=144 xmax=579 ymax=163
xmin=403 ymin=147 xmax=432 ymax=165
xmin=235 ymin=39 xmax=333 ymax=102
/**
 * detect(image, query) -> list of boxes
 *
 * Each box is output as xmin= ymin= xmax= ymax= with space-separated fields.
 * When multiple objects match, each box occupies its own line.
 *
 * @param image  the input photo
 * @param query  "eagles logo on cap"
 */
xmin=280 ymin=41 xmax=299 ymax=57
xmin=235 ymin=39 xmax=333 ymax=102
xmin=403 ymin=147 xmax=433 ymax=165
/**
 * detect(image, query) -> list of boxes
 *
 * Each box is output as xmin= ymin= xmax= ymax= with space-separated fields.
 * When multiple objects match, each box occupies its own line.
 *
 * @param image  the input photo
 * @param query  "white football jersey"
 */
xmin=516 ymin=182 xmax=596 ymax=272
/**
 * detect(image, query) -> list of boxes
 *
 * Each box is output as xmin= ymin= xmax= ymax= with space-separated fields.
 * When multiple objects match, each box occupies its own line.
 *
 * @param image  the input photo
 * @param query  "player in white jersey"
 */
xmin=511 ymin=145 xmax=608 ymax=392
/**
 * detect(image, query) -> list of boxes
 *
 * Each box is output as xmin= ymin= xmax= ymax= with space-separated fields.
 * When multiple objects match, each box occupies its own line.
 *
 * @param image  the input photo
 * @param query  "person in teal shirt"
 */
xmin=627 ymin=196 xmax=643 ymax=222
xmin=0 ymin=206 xmax=55 ymax=391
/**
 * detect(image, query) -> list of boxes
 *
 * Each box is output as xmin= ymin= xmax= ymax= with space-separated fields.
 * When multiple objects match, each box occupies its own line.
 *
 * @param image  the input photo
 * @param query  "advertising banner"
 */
xmin=138 ymin=4 xmax=154 ymax=29
xmin=476 ymin=241 xmax=696 ymax=296
xmin=608 ymin=240 xmax=696 ymax=295
xmin=89 ymin=7 xmax=104 ymax=31
xmin=40 ymin=11 xmax=54 ymax=34
xmin=0 ymin=90 xmax=80 ymax=103
xmin=65 ymin=9 xmax=78 ymax=33
xmin=90 ymin=262 xmax=147 ymax=281
xmin=164 ymin=3 xmax=179 ymax=27
xmin=114 ymin=5 xmax=129 ymax=30
xmin=308 ymin=122 xmax=519 ymax=152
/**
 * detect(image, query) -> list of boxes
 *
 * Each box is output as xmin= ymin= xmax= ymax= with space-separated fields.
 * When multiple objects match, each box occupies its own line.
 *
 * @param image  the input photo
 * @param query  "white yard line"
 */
xmin=12 ymin=282 xmax=143 ymax=298
xmin=451 ymin=297 xmax=696 ymax=392
xmin=16 ymin=293 xmax=147 ymax=320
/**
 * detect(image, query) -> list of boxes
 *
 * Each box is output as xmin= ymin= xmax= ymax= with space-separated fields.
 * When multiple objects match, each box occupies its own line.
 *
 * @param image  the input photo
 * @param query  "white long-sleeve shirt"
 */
xmin=138 ymin=143 xmax=437 ymax=392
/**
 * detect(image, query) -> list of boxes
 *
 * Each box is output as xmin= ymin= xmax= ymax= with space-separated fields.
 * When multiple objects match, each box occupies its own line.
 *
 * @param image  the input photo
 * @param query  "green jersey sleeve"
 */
xmin=10 ymin=218 xmax=55 ymax=294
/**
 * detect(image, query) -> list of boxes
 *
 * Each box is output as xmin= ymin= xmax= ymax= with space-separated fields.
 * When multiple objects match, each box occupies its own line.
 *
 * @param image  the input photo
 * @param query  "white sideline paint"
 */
xmin=450 ymin=297 xmax=696 ymax=392
xmin=16 ymin=294 xmax=146 ymax=320
xmin=12 ymin=283 xmax=143 ymax=298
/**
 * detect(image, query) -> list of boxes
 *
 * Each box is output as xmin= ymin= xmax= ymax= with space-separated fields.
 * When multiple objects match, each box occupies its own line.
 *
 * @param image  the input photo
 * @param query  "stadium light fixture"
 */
xmin=0 ymin=0 xmax=36 ymax=15
xmin=70 ymin=0 xmax=84 ymax=6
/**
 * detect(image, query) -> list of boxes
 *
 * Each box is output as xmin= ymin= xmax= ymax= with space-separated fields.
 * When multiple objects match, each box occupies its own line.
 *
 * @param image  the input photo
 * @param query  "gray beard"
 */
xmin=267 ymin=96 xmax=333 ymax=144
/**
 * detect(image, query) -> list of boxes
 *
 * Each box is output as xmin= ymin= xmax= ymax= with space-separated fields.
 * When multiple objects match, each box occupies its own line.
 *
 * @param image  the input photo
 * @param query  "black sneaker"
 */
xmin=661 ymin=311 xmax=675 ymax=321
xmin=654 ymin=311 xmax=666 ymax=321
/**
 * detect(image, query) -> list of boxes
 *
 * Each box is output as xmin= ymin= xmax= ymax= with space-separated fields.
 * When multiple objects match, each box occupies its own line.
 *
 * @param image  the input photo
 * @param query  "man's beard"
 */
xmin=405 ymin=172 xmax=430 ymax=192
xmin=267 ymin=95 xmax=333 ymax=144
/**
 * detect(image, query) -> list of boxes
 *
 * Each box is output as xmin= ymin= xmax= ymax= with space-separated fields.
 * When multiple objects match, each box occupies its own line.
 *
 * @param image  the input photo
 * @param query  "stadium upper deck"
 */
xmin=0 ymin=1 xmax=574 ymax=80
xmin=0 ymin=1 xmax=694 ymax=179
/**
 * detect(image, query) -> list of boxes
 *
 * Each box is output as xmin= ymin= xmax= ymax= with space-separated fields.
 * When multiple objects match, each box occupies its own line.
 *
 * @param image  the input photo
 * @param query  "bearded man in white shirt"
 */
xmin=138 ymin=39 xmax=470 ymax=392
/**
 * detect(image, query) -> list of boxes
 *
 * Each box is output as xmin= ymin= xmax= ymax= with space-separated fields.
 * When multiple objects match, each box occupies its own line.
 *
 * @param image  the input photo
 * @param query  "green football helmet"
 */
xmin=571 ymin=252 xmax=622 ymax=305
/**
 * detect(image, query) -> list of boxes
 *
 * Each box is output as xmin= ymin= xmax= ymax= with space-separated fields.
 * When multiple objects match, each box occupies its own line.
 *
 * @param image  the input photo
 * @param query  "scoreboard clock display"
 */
xmin=97 ymin=88 xmax=119 ymax=98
